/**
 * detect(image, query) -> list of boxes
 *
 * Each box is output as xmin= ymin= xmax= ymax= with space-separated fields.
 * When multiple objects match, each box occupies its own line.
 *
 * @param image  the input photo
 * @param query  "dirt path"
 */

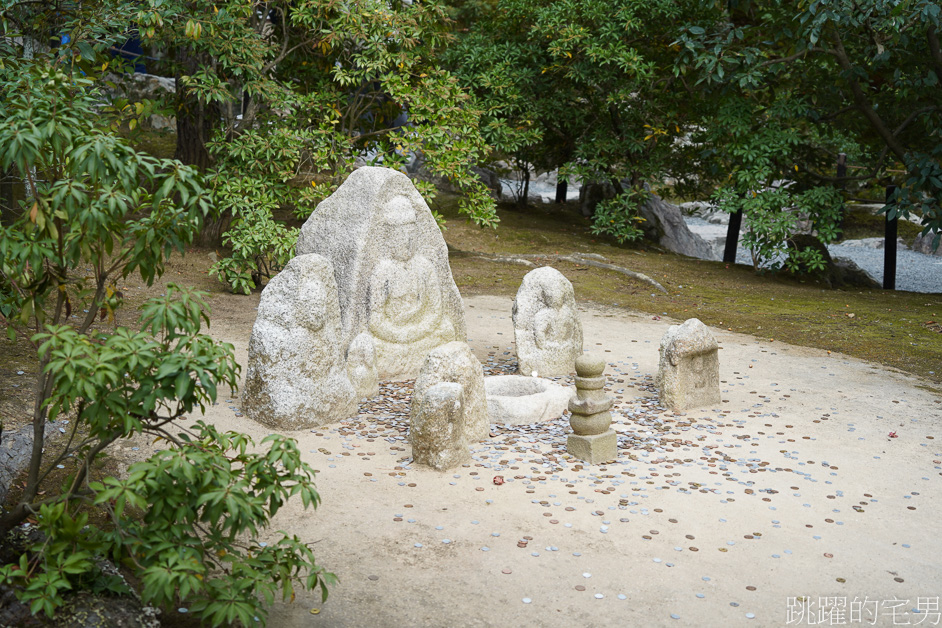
xmin=116 ymin=292 xmax=940 ymax=628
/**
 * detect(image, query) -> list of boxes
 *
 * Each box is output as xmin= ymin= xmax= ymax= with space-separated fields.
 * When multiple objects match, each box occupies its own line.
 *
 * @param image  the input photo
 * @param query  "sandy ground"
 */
xmin=121 ymin=295 xmax=942 ymax=628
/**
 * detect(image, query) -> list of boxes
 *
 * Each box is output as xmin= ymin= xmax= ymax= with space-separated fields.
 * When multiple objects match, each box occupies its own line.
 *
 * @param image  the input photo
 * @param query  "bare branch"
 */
xmin=828 ymin=27 xmax=909 ymax=164
xmin=928 ymin=25 xmax=942 ymax=79
xmin=759 ymin=49 xmax=808 ymax=68
xmin=892 ymin=106 xmax=937 ymax=137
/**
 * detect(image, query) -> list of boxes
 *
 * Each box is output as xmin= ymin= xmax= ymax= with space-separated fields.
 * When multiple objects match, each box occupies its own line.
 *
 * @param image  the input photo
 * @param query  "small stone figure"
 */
xmin=410 ymin=382 xmax=470 ymax=471
xmin=513 ymin=266 xmax=583 ymax=376
xmin=411 ymin=341 xmax=488 ymax=442
xmin=243 ymin=254 xmax=357 ymax=429
xmin=566 ymin=353 xmax=617 ymax=464
xmin=656 ymin=318 xmax=721 ymax=411
xmin=346 ymin=332 xmax=379 ymax=399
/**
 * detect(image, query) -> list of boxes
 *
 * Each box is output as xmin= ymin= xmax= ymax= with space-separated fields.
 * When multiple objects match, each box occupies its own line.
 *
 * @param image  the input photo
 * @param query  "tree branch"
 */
xmin=804 ymin=169 xmax=873 ymax=183
xmin=816 ymin=104 xmax=856 ymax=122
xmin=927 ymin=25 xmax=942 ymax=80
xmin=828 ymin=27 xmax=909 ymax=164
xmin=892 ymin=106 xmax=937 ymax=137
xmin=759 ymin=49 xmax=808 ymax=67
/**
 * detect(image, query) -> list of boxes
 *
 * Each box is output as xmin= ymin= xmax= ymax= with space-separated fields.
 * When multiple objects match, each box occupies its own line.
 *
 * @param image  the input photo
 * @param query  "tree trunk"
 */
xmin=174 ymin=48 xmax=217 ymax=171
xmin=173 ymin=48 xmax=227 ymax=245
xmin=0 ymin=166 xmax=21 ymax=225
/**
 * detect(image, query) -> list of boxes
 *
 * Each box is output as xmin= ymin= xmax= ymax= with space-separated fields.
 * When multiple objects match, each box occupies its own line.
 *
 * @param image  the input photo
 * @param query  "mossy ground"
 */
xmin=434 ymin=194 xmax=941 ymax=385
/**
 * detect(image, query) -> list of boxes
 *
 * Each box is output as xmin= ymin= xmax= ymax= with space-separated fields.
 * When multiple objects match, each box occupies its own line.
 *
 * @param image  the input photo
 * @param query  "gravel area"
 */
xmin=683 ymin=217 xmax=942 ymax=294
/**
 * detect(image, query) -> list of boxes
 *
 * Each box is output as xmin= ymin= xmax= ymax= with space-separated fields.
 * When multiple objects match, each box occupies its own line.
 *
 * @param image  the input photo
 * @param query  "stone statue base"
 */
xmin=567 ymin=429 xmax=617 ymax=465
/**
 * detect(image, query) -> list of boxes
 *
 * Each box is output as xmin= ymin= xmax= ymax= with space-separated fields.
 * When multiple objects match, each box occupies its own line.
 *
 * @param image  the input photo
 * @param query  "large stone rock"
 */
xmin=296 ymin=166 xmax=467 ymax=379
xmin=638 ymin=195 xmax=715 ymax=259
xmin=656 ymin=318 xmax=721 ymax=411
xmin=831 ymin=257 xmax=881 ymax=289
xmin=409 ymin=382 xmax=471 ymax=470
xmin=484 ymin=375 xmax=574 ymax=425
xmin=579 ymin=187 xmax=713 ymax=259
xmin=913 ymin=231 xmax=942 ymax=256
xmin=412 ymin=341 xmax=488 ymax=442
xmin=512 ymin=267 xmax=583 ymax=377
xmin=243 ymin=254 xmax=357 ymax=430
xmin=578 ymin=181 xmax=615 ymax=217
xmin=788 ymin=234 xmax=880 ymax=288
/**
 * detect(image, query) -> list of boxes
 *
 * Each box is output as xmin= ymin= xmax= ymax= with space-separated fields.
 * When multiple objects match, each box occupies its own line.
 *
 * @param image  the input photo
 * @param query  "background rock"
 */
xmin=637 ymin=195 xmax=715 ymax=259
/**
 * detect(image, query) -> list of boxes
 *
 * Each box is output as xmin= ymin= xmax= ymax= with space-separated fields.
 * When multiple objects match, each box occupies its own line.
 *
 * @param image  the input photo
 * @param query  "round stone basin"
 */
xmin=484 ymin=375 xmax=575 ymax=426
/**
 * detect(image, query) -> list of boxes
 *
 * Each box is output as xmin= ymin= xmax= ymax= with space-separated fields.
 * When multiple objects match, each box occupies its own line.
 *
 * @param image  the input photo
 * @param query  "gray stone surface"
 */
xmin=567 ymin=430 xmax=617 ymax=465
xmin=412 ymin=341 xmax=488 ymax=442
xmin=243 ymin=254 xmax=357 ymax=430
xmin=656 ymin=318 xmax=721 ymax=411
xmin=296 ymin=166 xmax=467 ymax=379
xmin=512 ymin=267 xmax=583 ymax=377
xmin=913 ymin=232 xmax=942 ymax=256
xmin=484 ymin=375 xmax=575 ymax=425
xmin=409 ymin=382 xmax=471 ymax=470
xmin=831 ymin=256 xmax=881 ymax=289
xmin=566 ymin=353 xmax=616 ymax=464
xmin=103 ymin=73 xmax=176 ymax=130
xmin=638 ymin=195 xmax=715 ymax=259
xmin=0 ymin=422 xmax=58 ymax=504
xmin=346 ymin=332 xmax=379 ymax=399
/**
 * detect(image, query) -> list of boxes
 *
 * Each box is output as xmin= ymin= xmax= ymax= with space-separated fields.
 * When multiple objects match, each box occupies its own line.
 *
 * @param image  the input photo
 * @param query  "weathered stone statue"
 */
xmin=346 ymin=332 xmax=379 ymax=399
xmin=656 ymin=318 xmax=721 ymax=411
xmin=409 ymin=342 xmax=486 ymax=470
xmin=412 ymin=342 xmax=488 ymax=442
xmin=410 ymin=383 xmax=470 ymax=471
xmin=243 ymin=254 xmax=358 ymax=429
xmin=566 ymin=354 xmax=617 ymax=464
xmin=296 ymin=167 xmax=466 ymax=379
xmin=512 ymin=266 xmax=583 ymax=376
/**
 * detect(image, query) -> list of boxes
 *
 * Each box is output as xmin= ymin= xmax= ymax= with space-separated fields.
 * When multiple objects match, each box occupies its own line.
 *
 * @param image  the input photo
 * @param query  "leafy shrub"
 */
xmin=590 ymin=190 xmax=647 ymax=244
xmin=0 ymin=54 xmax=332 ymax=626
xmin=714 ymin=185 xmax=843 ymax=272
xmin=209 ymin=177 xmax=299 ymax=294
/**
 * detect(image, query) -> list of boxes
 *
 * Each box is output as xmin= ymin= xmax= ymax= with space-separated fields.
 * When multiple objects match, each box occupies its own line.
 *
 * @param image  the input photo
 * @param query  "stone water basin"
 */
xmin=483 ymin=375 xmax=575 ymax=425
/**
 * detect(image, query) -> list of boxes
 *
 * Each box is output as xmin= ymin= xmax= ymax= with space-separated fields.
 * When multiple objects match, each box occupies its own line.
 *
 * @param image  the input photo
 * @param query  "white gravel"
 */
xmin=684 ymin=216 xmax=942 ymax=294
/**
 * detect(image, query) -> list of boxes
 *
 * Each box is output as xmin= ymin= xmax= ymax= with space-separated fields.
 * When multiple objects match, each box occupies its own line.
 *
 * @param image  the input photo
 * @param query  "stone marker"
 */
xmin=243 ymin=254 xmax=358 ymax=429
xmin=656 ymin=318 xmax=721 ymax=411
xmin=296 ymin=166 xmax=466 ymax=379
xmin=566 ymin=354 xmax=617 ymax=464
xmin=512 ymin=266 xmax=583 ymax=376
xmin=411 ymin=341 xmax=488 ymax=442
xmin=410 ymin=382 xmax=470 ymax=471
